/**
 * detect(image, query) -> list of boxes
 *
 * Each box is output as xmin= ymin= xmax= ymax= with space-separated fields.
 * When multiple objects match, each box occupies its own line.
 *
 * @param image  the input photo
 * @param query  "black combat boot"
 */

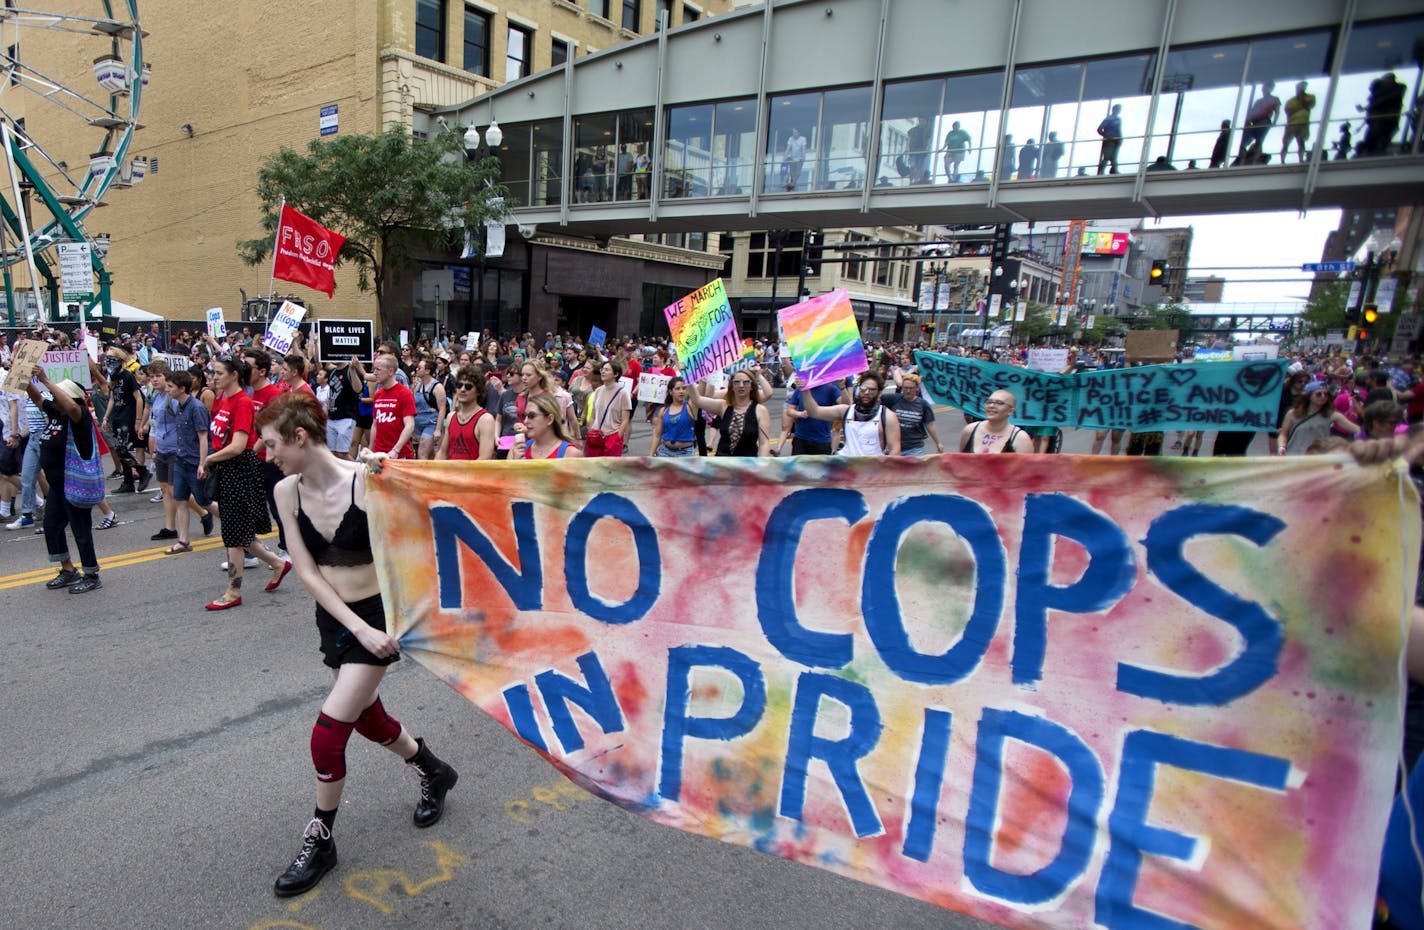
xmin=406 ymin=737 xmax=458 ymax=828
xmin=273 ymin=818 xmax=337 ymax=897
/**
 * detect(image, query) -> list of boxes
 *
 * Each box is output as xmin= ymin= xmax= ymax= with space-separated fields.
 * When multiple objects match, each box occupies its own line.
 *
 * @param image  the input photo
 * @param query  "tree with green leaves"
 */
xmin=1130 ymin=300 xmax=1193 ymax=331
xmin=238 ymin=128 xmax=507 ymax=336
xmin=1297 ymin=280 xmax=1350 ymax=336
xmin=1079 ymin=313 xmax=1126 ymax=346
xmin=1013 ymin=301 xmax=1056 ymax=343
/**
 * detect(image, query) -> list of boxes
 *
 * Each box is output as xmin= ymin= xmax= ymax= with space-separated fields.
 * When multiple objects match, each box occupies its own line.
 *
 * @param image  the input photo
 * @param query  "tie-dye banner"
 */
xmin=665 ymin=278 xmax=741 ymax=384
xmin=368 ymin=455 xmax=1417 ymax=930
xmin=915 ymin=350 xmax=1288 ymax=431
xmin=780 ymin=288 xmax=868 ymax=389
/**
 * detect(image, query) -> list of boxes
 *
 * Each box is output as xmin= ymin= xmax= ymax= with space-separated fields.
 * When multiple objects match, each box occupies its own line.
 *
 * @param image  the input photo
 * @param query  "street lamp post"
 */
xmin=463 ymin=121 xmax=502 ymax=333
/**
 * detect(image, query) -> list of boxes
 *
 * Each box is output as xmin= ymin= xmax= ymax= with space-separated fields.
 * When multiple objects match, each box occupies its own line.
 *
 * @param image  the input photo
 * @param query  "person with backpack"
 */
xmin=411 ymin=357 xmax=446 ymax=460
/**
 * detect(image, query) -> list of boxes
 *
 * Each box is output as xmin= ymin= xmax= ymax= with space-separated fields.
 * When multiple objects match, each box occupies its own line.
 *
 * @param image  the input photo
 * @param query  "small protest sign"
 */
xmin=465 ymin=332 xmax=478 ymax=352
xmin=3 ymin=339 xmax=47 ymax=393
xmin=778 ymin=289 xmax=867 ymax=389
xmin=1025 ymin=348 xmax=1069 ymax=373
xmin=100 ymin=315 xmax=119 ymax=343
xmin=205 ymin=307 xmax=226 ymax=339
xmin=315 ymin=319 xmax=374 ymax=362
xmin=1125 ymin=329 xmax=1177 ymax=363
xmin=82 ymin=330 xmax=100 ymax=363
xmin=664 ymin=279 xmax=741 ymax=384
xmin=161 ymin=353 xmax=191 ymax=372
xmin=588 ymin=325 xmax=607 ymax=348
xmin=262 ymin=301 xmax=306 ymax=356
xmin=42 ymin=350 xmax=91 ymax=388
xmin=637 ymin=372 xmax=671 ymax=404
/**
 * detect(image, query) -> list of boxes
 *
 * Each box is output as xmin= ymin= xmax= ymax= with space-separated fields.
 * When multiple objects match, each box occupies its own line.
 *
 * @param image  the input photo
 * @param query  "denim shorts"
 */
xmin=170 ymin=457 xmax=209 ymax=507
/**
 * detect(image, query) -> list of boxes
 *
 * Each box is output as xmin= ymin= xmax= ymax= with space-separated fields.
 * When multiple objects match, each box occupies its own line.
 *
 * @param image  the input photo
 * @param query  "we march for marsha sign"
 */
xmin=367 ymin=453 xmax=1417 ymax=930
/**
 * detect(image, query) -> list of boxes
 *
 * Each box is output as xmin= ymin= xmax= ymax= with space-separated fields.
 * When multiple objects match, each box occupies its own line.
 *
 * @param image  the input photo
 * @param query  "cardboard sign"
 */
xmin=915 ymin=351 xmax=1288 ymax=431
xmin=315 ymin=318 xmax=374 ymax=362
xmin=1125 ymin=329 xmax=1178 ymax=363
xmin=3 ymin=339 xmax=47 ymax=393
xmin=637 ymin=372 xmax=671 ymax=404
xmin=368 ymin=455 xmax=1418 ymax=930
xmin=261 ymin=300 xmax=306 ymax=356
xmin=41 ymin=349 xmax=91 ymax=388
xmin=205 ymin=307 xmax=226 ymax=339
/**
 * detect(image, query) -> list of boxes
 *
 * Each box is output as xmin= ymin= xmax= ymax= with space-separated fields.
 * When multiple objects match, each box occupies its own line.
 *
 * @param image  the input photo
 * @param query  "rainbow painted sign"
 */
xmin=779 ymin=289 xmax=868 ymax=389
xmin=368 ymin=455 xmax=1416 ymax=930
xmin=664 ymin=278 xmax=741 ymax=384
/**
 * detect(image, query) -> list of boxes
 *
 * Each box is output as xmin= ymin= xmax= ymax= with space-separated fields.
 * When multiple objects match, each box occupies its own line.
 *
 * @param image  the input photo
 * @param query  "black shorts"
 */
xmin=315 ymin=592 xmax=400 ymax=669
xmin=355 ymin=410 xmax=373 ymax=430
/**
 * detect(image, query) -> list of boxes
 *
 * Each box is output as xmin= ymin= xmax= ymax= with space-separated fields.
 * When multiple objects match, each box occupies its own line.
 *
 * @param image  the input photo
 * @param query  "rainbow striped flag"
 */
xmin=779 ymin=288 xmax=867 ymax=389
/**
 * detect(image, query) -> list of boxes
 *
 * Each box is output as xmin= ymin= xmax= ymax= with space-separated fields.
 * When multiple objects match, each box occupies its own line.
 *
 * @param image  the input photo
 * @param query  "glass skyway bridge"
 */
xmin=432 ymin=0 xmax=1424 ymax=237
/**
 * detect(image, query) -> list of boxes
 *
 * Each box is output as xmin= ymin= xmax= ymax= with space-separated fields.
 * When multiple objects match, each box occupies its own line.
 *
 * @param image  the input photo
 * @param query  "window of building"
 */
xmin=590 ymin=0 xmax=612 ymax=22
xmin=462 ymin=6 xmax=490 ymax=76
xmin=719 ymin=233 xmax=735 ymax=278
xmin=683 ymin=4 xmax=699 ymax=23
xmin=844 ymin=233 xmax=871 ymax=282
xmin=415 ymin=0 xmax=446 ymax=62
xmin=657 ymin=0 xmax=671 ymax=29
xmin=622 ymin=0 xmax=641 ymax=32
xmin=747 ymin=231 xmax=805 ymax=279
xmin=506 ymin=24 xmax=532 ymax=82
xmin=551 ymin=37 xmax=569 ymax=67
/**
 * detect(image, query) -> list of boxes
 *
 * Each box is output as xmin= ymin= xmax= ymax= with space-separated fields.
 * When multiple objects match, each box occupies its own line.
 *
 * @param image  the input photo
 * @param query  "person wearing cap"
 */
xmin=25 ymin=373 xmax=103 ymax=593
xmin=1278 ymin=380 xmax=1359 ymax=455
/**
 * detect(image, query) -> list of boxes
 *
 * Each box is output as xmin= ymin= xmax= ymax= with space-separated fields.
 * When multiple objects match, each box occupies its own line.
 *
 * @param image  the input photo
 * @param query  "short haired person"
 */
xmin=436 ymin=365 xmax=496 ymax=461
xmin=777 ymin=356 xmax=845 ymax=456
xmin=801 ymin=370 xmax=901 ymax=456
xmin=369 ymin=353 xmax=415 ymax=459
xmin=283 ymin=353 xmax=315 ymax=395
xmin=145 ymin=365 xmax=213 ymax=545
xmin=161 ymin=370 xmax=216 ymax=553
xmin=585 ymin=360 xmax=631 ymax=457
xmin=959 ymin=389 xmax=1033 ymax=453
xmin=100 ymin=345 xmax=145 ymax=493
xmin=256 ymin=390 xmax=458 ymax=898
xmin=880 ymin=373 xmax=944 ymax=456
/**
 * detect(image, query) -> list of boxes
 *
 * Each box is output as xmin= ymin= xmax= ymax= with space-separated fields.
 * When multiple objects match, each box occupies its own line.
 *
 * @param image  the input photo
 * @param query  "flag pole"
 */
xmin=267 ymin=196 xmax=284 ymax=317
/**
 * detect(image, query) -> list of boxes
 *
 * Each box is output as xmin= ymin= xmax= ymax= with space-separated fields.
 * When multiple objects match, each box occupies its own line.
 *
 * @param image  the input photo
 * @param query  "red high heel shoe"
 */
xmin=265 ymin=560 xmax=293 ymax=592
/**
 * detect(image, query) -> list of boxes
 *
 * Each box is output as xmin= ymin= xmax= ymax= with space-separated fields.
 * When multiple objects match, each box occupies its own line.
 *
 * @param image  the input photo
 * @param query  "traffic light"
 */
xmin=1149 ymin=260 xmax=1168 ymax=282
xmin=1364 ymin=303 xmax=1378 ymax=324
xmin=920 ymin=324 xmax=930 ymax=333
xmin=804 ymin=232 xmax=823 ymax=274
xmin=1359 ymin=329 xmax=1369 ymax=341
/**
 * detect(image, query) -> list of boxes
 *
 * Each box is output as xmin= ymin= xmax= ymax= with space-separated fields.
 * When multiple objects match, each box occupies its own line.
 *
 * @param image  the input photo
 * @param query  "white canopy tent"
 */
xmin=106 ymin=300 xmax=163 ymax=322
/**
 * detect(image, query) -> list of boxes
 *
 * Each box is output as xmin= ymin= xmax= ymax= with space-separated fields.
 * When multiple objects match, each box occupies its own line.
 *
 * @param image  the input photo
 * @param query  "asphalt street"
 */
xmin=0 ymin=394 xmax=1267 ymax=930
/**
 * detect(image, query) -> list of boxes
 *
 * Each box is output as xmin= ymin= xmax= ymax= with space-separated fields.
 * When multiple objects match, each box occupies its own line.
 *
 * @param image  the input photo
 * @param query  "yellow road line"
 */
xmin=0 ymin=532 xmax=276 ymax=590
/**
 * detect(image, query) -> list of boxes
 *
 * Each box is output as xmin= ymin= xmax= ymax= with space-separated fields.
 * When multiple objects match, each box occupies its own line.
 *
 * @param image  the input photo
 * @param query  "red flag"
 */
xmin=271 ymin=204 xmax=346 ymax=297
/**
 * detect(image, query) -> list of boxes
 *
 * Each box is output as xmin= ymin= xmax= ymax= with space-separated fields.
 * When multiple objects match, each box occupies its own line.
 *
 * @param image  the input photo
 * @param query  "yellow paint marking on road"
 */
xmin=0 ymin=532 xmax=276 ymax=590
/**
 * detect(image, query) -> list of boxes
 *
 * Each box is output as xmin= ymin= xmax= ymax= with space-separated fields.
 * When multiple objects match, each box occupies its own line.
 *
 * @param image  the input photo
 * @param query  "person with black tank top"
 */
xmin=959 ymin=389 xmax=1034 ymax=453
xmin=254 ymin=391 xmax=459 ymax=900
xmin=687 ymin=367 xmax=771 ymax=457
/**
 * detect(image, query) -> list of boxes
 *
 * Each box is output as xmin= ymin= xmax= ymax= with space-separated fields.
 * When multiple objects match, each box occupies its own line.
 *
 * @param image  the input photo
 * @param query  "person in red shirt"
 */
xmin=283 ymin=354 xmax=316 ymax=396
xmin=200 ymin=355 xmax=289 ymax=610
xmin=370 ymin=353 xmax=416 ymax=459
xmin=436 ymin=364 xmax=496 ymax=461
xmin=246 ymin=349 xmax=290 ymax=555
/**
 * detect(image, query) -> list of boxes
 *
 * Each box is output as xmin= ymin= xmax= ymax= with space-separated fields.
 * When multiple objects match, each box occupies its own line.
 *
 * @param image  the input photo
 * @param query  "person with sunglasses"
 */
xmin=799 ymin=370 xmax=901 ymax=457
xmin=514 ymin=393 xmax=582 ymax=460
xmin=436 ymin=365 xmax=496 ymax=461
xmin=959 ymin=390 xmax=1032 ymax=454
xmin=1278 ymin=380 xmax=1359 ymax=455
xmin=688 ymin=369 xmax=771 ymax=457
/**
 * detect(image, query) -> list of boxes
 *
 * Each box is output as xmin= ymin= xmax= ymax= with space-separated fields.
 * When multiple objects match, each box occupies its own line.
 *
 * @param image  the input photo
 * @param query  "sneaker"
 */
xmin=217 ymin=556 xmax=261 ymax=571
xmin=45 ymin=568 xmax=80 ymax=589
xmin=406 ymin=737 xmax=459 ymax=828
xmin=6 ymin=514 xmax=34 ymax=530
xmin=98 ymin=512 xmax=119 ymax=530
xmin=201 ymin=512 xmax=214 ymax=536
xmin=273 ymin=819 xmax=338 ymax=897
xmin=69 ymin=574 xmax=102 ymax=594
xmin=114 ymin=483 xmax=136 ymax=495
xmin=150 ymin=527 xmax=179 ymax=541
xmin=149 ymin=491 xmax=164 ymax=503
xmin=137 ymin=472 xmax=153 ymax=493
xmin=109 ymin=468 xmax=123 ymax=479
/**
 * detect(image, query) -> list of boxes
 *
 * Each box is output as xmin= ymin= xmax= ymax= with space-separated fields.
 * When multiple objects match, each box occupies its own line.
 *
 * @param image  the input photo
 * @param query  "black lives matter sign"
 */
xmin=315 ymin=319 xmax=374 ymax=362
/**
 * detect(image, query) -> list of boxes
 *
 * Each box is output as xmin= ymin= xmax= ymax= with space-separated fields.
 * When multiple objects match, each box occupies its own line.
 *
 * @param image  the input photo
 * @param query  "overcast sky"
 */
xmin=1151 ymin=208 xmax=1343 ymax=307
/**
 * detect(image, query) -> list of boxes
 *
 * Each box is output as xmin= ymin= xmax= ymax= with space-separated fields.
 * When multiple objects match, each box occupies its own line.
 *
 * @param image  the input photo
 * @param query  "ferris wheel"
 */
xmin=0 ymin=1 xmax=144 ymax=324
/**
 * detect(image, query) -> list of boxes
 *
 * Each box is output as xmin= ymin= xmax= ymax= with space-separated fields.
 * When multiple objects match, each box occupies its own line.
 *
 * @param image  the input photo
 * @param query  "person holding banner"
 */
xmin=255 ymin=390 xmax=459 ymax=899
xmin=649 ymin=377 xmax=697 ymax=457
xmin=200 ymin=356 xmax=290 ymax=610
xmin=958 ymin=389 xmax=1033 ymax=453
xmin=514 ymin=393 xmax=582 ymax=460
xmin=688 ymin=369 xmax=772 ymax=457
xmin=799 ymin=371 xmax=900 ymax=457
xmin=369 ymin=354 xmax=415 ymax=460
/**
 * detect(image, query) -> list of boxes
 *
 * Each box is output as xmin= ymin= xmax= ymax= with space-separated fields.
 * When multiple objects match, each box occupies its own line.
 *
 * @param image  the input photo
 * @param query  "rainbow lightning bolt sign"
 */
xmin=779 ymin=289 xmax=868 ymax=389
xmin=664 ymin=278 xmax=742 ymax=384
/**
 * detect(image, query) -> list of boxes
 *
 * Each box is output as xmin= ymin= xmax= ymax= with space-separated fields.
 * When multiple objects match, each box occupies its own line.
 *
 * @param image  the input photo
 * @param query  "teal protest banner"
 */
xmin=914 ymin=351 xmax=1287 ymax=431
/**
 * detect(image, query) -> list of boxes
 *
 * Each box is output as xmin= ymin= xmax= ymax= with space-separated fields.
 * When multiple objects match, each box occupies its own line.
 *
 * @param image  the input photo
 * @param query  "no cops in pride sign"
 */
xmin=368 ymin=454 xmax=1417 ymax=930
